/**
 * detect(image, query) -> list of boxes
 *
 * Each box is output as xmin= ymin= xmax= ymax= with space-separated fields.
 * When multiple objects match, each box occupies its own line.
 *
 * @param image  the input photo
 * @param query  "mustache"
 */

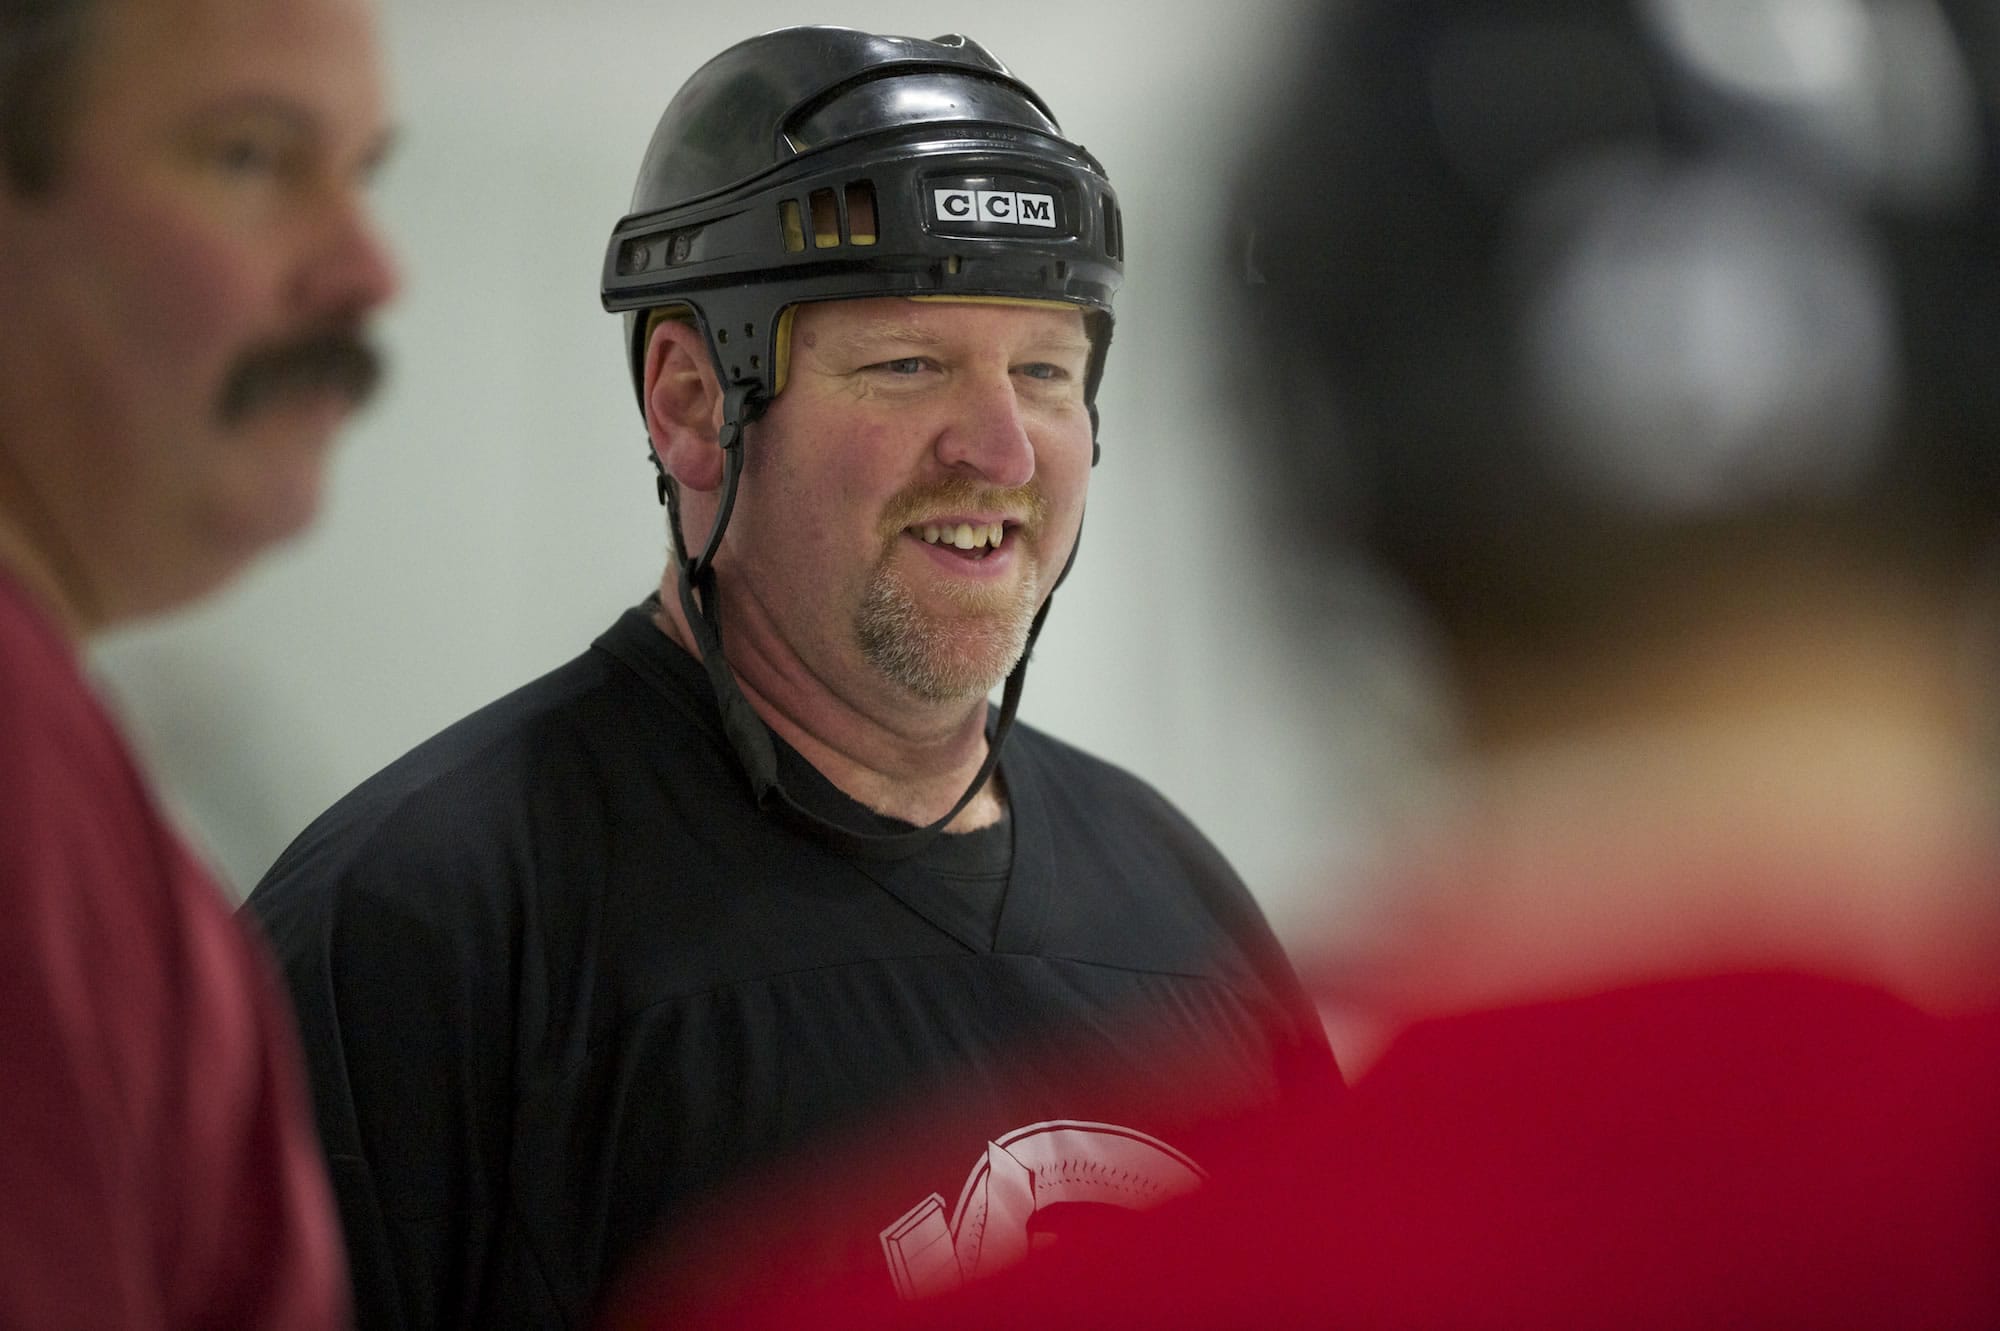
xmin=879 ymin=478 xmax=1049 ymax=537
xmin=218 ymin=327 xmax=384 ymax=425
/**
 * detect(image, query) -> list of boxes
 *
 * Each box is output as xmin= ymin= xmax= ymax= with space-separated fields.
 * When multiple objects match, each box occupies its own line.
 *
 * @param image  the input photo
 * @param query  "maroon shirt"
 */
xmin=0 ymin=571 xmax=345 ymax=1329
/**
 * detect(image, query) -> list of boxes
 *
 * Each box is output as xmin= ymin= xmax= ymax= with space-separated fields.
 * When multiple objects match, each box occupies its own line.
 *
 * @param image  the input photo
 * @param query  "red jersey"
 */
xmin=615 ymin=970 xmax=2000 ymax=1329
xmin=0 ymin=571 xmax=345 ymax=1329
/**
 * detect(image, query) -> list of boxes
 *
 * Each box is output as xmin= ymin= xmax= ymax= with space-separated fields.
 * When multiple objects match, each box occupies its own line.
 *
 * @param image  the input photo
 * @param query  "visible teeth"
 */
xmin=915 ymin=521 xmax=1007 ymax=550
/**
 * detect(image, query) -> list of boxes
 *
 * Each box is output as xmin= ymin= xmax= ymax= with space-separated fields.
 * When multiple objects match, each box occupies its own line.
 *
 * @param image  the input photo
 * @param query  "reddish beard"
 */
xmin=857 ymin=478 xmax=1050 ymax=702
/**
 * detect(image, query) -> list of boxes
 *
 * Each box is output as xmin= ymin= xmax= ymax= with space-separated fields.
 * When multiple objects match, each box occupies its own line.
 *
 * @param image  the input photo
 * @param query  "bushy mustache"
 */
xmin=218 ymin=327 xmax=384 ymax=426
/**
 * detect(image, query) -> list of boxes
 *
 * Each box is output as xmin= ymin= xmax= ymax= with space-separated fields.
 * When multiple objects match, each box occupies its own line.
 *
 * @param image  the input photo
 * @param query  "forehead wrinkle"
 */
xmin=1031 ymin=329 xmax=1093 ymax=357
xmin=823 ymin=316 xmax=1092 ymax=361
xmin=827 ymin=320 xmax=947 ymax=354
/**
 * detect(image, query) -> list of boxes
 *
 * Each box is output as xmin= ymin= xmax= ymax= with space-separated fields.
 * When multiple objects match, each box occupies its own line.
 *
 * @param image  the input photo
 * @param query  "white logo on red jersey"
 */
xmin=880 ymin=1120 xmax=1204 ymax=1301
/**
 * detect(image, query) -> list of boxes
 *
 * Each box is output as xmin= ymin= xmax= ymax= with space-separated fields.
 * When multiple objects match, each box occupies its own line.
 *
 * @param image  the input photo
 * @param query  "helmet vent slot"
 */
xmin=779 ymin=200 xmax=806 ymax=253
xmin=846 ymin=181 xmax=878 ymax=245
xmin=1101 ymin=196 xmax=1124 ymax=261
xmin=810 ymin=189 xmax=841 ymax=248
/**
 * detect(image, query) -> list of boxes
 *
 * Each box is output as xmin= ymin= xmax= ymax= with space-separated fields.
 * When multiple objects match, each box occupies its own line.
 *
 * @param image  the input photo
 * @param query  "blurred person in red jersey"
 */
xmin=607 ymin=0 xmax=2000 ymax=1325
xmin=0 ymin=0 xmax=399 ymax=1323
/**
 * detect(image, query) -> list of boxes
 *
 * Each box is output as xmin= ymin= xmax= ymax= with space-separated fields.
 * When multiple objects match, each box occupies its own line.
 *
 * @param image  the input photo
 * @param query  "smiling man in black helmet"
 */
xmin=246 ymin=28 xmax=1333 ymax=1330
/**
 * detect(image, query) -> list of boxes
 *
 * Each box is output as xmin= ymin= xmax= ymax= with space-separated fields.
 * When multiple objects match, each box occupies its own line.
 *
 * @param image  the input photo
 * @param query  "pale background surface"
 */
xmin=89 ymin=0 xmax=1440 ymax=942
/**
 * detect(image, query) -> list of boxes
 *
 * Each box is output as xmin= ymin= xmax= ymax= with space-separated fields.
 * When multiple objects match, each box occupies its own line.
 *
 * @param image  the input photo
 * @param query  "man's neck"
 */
xmin=0 ymin=503 xmax=88 ymax=642
xmin=652 ymin=577 xmax=1006 ymax=832
xmin=1354 ymin=609 xmax=2000 ymax=1020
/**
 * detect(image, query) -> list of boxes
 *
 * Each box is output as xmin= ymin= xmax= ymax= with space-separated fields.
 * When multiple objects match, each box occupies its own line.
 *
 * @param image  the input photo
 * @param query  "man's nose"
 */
xmin=295 ymin=188 xmax=402 ymax=322
xmin=933 ymin=369 xmax=1037 ymax=487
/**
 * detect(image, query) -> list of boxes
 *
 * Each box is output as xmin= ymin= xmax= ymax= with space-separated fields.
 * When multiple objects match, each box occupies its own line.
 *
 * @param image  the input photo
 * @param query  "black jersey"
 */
xmin=247 ymin=603 xmax=1335 ymax=1331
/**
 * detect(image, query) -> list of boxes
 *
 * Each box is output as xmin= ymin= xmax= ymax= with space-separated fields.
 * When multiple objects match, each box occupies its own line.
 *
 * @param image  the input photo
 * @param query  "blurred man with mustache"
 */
xmin=246 ymin=26 xmax=1334 ymax=1330
xmin=0 ymin=0 xmax=398 ymax=1324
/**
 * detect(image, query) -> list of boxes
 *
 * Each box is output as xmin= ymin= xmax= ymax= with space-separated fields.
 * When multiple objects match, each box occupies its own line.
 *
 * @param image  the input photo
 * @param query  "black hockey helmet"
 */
xmin=1235 ymin=0 xmax=2000 ymax=647
xmin=602 ymin=26 xmax=1123 ymax=441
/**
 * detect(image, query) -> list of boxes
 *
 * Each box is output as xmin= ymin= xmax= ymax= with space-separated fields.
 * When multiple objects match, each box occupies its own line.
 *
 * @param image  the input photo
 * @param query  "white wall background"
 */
xmin=90 ymin=0 xmax=1439 ymax=943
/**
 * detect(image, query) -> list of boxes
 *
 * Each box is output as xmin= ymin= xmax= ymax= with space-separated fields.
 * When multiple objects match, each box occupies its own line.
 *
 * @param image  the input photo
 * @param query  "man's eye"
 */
xmin=876 ymin=357 xmax=929 ymax=374
xmin=207 ymin=135 xmax=293 ymax=179
xmin=1018 ymin=363 xmax=1071 ymax=382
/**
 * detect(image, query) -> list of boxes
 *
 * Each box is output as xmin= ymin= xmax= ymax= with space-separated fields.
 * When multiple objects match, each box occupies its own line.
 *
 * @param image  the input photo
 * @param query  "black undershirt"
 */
xmin=918 ymin=812 xmax=1014 ymax=948
xmin=749 ymin=654 xmax=1016 ymax=947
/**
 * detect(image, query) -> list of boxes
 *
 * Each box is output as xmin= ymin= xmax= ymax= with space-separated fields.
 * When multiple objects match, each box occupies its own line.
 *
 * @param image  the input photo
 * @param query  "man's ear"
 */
xmin=644 ymin=319 xmax=727 ymax=493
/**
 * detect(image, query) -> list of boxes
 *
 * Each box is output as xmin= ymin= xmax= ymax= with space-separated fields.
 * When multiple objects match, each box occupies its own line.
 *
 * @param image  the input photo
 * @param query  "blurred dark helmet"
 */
xmin=1236 ymin=0 xmax=2000 ymax=645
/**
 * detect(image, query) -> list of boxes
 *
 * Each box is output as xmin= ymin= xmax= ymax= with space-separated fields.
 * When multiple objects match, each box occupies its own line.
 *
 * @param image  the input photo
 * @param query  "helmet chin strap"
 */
xmin=664 ymin=381 xmax=1077 ymax=861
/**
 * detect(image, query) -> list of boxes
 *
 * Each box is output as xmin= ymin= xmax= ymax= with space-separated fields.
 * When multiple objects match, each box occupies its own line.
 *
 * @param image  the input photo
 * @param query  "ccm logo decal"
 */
xmin=932 ymin=188 xmax=1058 ymax=228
